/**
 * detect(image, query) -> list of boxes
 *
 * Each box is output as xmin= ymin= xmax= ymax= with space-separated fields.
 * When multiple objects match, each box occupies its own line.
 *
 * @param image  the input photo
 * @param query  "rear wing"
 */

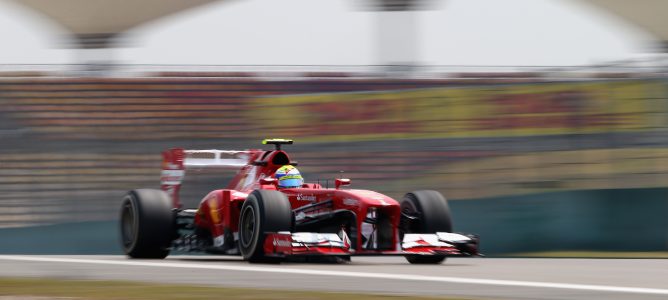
xmin=160 ymin=148 xmax=253 ymax=208
xmin=183 ymin=150 xmax=250 ymax=168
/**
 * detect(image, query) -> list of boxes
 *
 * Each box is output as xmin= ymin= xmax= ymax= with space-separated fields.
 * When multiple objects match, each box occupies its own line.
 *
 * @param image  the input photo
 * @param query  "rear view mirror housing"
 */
xmin=260 ymin=177 xmax=277 ymax=186
xmin=335 ymin=178 xmax=351 ymax=189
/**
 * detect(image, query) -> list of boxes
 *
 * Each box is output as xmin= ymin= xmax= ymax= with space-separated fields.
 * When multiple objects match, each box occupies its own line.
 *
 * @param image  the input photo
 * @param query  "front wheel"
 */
xmin=238 ymin=190 xmax=292 ymax=263
xmin=400 ymin=190 xmax=452 ymax=264
xmin=119 ymin=189 xmax=175 ymax=259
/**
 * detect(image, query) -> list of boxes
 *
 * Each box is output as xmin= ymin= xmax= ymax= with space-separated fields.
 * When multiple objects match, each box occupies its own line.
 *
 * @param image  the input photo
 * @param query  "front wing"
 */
xmin=264 ymin=231 xmax=480 ymax=257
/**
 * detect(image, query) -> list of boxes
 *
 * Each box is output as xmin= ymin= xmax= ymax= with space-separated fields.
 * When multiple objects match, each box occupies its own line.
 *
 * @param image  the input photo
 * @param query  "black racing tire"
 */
xmin=120 ymin=189 xmax=175 ymax=259
xmin=238 ymin=190 xmax=292 ymax=263
xmin=401 ymin=190 xmax=452 ymax=264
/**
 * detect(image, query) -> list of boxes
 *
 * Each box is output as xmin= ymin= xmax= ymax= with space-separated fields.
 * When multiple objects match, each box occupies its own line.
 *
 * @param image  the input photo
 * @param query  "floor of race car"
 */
xmin=0 ymin=255 xmax=667 ymax=300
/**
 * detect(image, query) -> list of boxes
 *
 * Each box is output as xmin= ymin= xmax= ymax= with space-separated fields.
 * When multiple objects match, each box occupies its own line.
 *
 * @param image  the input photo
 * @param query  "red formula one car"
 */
xmin=119 ymin=139 xmax=479 ymax=263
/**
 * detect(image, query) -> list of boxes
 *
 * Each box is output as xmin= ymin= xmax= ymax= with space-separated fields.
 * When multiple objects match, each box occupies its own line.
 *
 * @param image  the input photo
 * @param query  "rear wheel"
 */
xmin=401 ymin=190 xmax=452 ymax=264
xmin=239 ymin=190 xmax=292 ymax=263
xmin=120 ymin=189 xmax=175 ymax=259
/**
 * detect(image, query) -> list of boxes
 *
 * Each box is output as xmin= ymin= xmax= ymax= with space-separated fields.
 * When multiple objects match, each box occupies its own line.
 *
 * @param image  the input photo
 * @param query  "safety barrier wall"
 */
xmin=451 ymin=188 xmax=668 ymax=254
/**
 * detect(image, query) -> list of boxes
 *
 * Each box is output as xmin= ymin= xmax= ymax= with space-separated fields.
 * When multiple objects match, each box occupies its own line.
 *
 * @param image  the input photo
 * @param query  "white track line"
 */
xmin=0 ymin=255 xmax=667 ymax=295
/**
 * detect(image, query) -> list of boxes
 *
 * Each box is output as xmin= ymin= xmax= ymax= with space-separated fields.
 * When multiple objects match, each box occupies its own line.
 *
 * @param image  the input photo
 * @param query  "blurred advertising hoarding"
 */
xmin=251 ymin=80 xmax=666 ymax=141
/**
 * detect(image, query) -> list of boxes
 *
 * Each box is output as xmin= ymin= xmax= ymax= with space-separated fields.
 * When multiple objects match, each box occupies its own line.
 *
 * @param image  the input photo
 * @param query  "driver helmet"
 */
xmin=274 ymin=165 xmax=303 ymax=188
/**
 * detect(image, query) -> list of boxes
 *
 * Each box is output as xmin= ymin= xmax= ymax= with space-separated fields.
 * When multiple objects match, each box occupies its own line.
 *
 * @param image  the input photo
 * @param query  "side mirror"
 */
xmin=335 ymin=178 xmax=351 ymax=189
xmin=260 ymin=177 xmax=277 ymax=185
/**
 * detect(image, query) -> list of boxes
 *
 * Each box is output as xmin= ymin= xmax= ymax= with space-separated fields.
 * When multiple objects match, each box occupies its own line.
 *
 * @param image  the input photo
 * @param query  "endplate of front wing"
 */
xmin=263 ymin=231 xmax=479 ymax=257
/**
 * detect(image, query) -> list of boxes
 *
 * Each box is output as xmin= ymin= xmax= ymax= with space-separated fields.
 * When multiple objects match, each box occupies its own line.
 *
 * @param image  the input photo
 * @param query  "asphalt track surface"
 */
xmin=0 ymin=255 xmax=667 ymax=300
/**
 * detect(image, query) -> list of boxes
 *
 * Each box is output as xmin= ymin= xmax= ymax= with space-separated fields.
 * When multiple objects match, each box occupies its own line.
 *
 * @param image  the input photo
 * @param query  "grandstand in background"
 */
xmin=1 ymin=65 xmax=668 ymax=228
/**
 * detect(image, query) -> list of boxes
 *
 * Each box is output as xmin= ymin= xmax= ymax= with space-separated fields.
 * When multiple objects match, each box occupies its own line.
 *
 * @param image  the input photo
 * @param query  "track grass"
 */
xmin=0 ymin=277 xmax=473 ymax=300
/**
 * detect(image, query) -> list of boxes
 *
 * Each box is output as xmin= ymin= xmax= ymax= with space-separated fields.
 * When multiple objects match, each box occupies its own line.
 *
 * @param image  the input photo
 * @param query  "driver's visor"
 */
xmin=278 ymin=178 xmax=303 ymax=188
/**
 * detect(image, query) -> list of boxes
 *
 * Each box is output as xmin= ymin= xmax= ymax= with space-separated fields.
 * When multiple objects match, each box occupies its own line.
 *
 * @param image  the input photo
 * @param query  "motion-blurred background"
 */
xmin=0 ymin=0 xmax=667 ymax=255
